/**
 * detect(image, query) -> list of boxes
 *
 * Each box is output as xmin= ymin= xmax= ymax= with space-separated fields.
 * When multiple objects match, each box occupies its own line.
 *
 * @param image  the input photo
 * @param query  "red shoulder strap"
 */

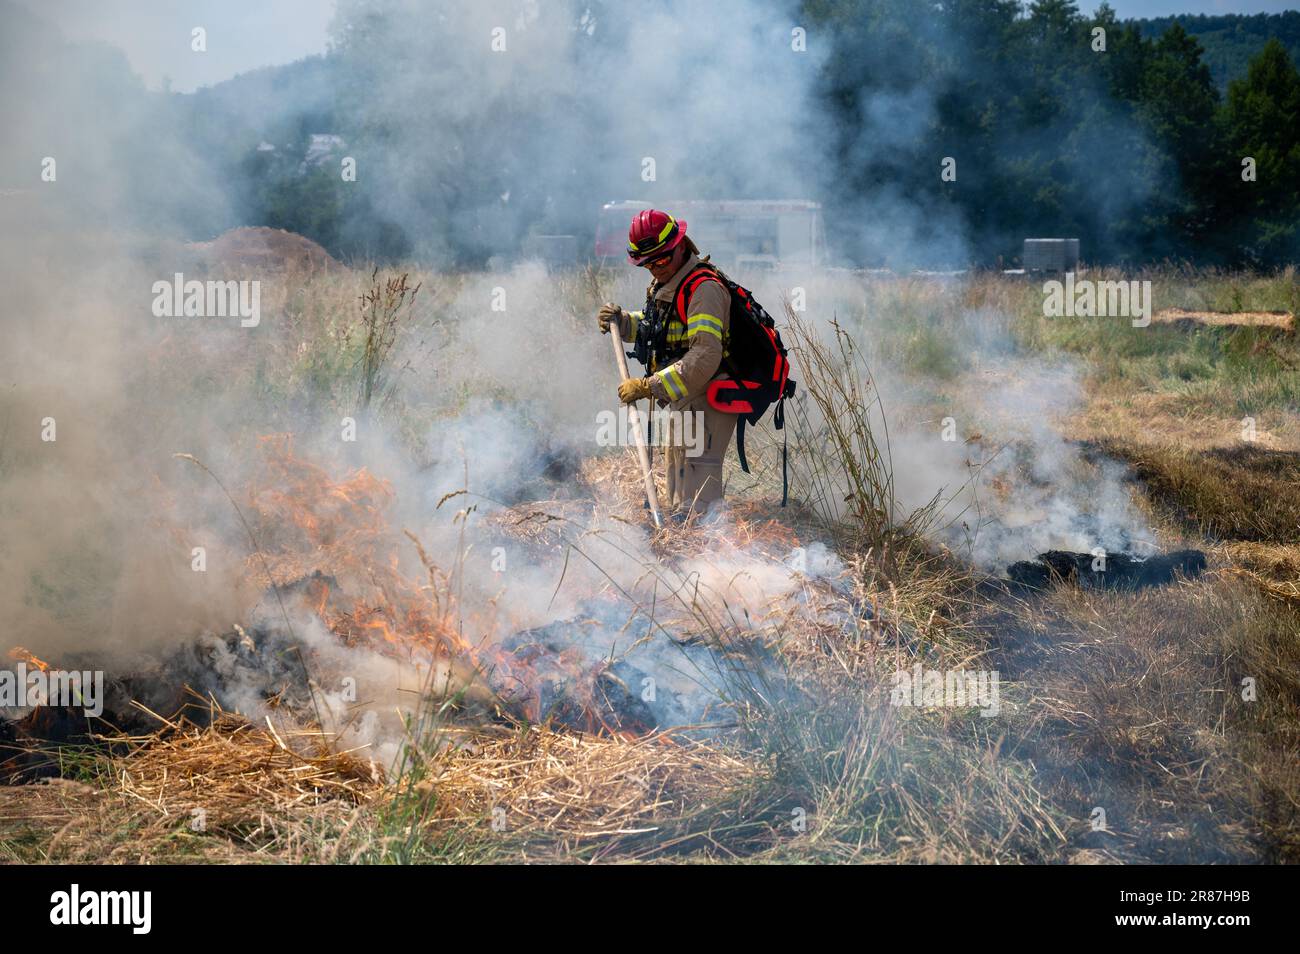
xmin=673 ymin=266 xmax=724 ymax=324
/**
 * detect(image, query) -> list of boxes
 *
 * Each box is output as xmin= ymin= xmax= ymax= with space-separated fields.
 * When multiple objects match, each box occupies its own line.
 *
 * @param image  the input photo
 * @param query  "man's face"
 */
xmin=642 ymin=245 xmax=685 ymax=283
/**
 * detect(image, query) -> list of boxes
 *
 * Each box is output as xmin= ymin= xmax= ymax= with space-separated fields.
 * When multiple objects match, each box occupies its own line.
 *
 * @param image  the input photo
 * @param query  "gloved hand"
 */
xmin=618 ymin=376 xmax=653 ymax=404
xmin=598 ymin=302 xmax=623 ymax=335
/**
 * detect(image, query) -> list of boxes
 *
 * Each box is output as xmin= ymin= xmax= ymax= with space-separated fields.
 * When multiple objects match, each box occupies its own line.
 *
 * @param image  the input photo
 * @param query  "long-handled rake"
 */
xmin=609 ymin=332 xmax=663 ymax=528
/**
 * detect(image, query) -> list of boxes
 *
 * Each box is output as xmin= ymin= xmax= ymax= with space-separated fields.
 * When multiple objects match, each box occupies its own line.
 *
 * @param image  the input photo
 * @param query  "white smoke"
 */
xmin=0 ymin=0 xmax=1160 ymax=766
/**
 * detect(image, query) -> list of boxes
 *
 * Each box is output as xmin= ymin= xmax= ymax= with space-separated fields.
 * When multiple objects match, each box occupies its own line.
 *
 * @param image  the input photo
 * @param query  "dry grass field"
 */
xmin=2 ymin=260 xmax=1297 ymax=864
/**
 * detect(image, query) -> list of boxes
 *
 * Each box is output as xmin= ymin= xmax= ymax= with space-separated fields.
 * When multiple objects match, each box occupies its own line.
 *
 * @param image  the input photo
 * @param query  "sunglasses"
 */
xmin=640 ymin=250 xmax=675 ymax=268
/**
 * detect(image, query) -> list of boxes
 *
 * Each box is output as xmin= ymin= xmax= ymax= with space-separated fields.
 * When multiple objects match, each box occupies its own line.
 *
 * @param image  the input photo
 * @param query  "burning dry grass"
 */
xmin=246 ymin=434 xmax=401 ymax=588
xmin=2 ymin=469 xmax=1014 ymax=863
xmin=7 ymin=264 xmax=1300 ymax=864
xmin=239 ymin=434 xmax=470 ymax=667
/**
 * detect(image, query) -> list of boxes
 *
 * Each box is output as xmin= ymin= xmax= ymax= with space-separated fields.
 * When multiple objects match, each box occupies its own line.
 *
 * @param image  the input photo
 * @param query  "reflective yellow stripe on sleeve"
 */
xmin=686 ymin=313 xmax=724 ymax=341
xmin=658 ymin=366 xmax=687 ymax=400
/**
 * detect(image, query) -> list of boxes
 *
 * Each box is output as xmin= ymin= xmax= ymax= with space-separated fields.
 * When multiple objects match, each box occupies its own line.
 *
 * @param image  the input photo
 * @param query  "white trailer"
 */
xmin=596 ymin=199 xmax=826 ymax=268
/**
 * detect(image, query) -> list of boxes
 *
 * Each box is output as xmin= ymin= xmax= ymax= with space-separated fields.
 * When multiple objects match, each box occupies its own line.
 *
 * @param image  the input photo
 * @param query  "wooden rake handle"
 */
xmin=609 ymin=330 xmax=662 ymax=528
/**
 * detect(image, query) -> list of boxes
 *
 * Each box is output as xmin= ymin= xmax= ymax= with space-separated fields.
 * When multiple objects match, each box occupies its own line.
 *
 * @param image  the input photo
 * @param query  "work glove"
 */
xmin=618 ymin=376 xmax=653 ymax=404
xmin=598 ymin=302 xmax=623 ymax=335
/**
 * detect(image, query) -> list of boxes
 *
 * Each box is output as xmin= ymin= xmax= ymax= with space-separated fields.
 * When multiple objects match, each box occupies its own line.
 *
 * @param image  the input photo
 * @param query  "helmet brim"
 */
xmin=628 ymin=219 xmax=688 ymax=265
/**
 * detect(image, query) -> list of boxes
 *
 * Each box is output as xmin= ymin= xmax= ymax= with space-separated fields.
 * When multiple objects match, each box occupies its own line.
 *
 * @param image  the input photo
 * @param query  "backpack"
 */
xmin=673 ymin=264 xmax=798 ymax=506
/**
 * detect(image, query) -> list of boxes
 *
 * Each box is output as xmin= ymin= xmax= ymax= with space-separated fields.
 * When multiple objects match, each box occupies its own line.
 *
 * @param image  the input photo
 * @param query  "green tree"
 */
xmin=1220 ymin=38 xmax=1300 ymax=264
xmin=1135 ymin=24 xmax=1222 ymax=253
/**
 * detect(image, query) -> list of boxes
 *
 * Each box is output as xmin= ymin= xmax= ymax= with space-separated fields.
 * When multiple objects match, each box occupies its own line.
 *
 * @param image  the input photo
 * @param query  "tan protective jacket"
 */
xmin=616 ymin=253 xmax=730 ymax=406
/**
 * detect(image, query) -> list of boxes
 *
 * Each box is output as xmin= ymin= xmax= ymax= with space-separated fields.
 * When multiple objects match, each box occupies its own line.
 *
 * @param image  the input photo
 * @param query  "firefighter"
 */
xmin=598 ymin=209 xmax=737 ymax=515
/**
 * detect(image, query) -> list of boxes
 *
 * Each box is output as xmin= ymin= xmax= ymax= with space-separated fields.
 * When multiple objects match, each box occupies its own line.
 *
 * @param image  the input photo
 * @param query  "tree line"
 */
xmin=810 ymin=0 xmax=1300 ymax=267
xmin=6 ymin=0 xmax=1295 ymax=268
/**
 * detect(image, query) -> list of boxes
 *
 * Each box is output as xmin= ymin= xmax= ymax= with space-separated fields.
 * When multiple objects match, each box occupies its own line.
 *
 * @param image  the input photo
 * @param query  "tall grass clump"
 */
xmin=783 ymin=306 xmax=941 ymax=567
xmin=350 ymin=268 xmax=422 ymax=416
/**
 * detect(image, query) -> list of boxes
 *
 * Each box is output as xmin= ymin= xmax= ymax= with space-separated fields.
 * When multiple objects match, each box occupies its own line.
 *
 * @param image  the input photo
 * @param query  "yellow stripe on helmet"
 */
xmin=630 ymin=215 xmax=679 ymax=256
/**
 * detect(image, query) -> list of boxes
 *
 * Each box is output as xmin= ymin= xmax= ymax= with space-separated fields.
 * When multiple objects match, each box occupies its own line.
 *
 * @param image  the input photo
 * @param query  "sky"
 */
xmin=14 ymin=0 xmax=1298 ymax=92
xmin=1084 ymin=0 xmax=1296 ymax=14
xmin=13 ymin=0 xmax=336 ymax=92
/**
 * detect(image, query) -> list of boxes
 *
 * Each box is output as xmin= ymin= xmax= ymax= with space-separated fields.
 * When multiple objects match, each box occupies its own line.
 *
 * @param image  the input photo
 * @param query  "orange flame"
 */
xmin=237 ymin=435 xmax=625 ymax=728
xmin=7 ymin=646 xmax=51 ymax=672
xmin=245 ymin=435 xmax=476 ymax=663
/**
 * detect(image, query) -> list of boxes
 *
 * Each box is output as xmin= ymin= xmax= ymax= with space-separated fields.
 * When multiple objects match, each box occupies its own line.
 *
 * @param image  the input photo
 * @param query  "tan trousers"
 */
xmin=663 ymin=393 xmax=737 ymax=514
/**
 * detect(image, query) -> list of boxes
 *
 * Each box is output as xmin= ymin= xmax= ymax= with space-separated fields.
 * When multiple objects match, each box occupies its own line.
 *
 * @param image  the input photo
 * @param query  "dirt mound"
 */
xmin=185 ymin=226 xmax=342 ymax=273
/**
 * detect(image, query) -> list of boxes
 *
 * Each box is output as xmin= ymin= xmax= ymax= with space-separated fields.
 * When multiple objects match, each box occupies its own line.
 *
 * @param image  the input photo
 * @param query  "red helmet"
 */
xmin=627 ymin=209 xmax=688 ymax=265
